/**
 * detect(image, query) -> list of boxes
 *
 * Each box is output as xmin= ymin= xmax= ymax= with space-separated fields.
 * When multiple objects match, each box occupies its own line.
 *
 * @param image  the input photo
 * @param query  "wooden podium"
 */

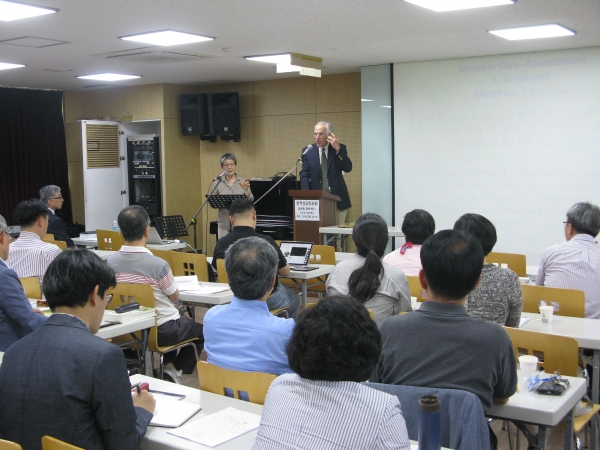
xmin=289 ymin=190 xmax=340 ymax=244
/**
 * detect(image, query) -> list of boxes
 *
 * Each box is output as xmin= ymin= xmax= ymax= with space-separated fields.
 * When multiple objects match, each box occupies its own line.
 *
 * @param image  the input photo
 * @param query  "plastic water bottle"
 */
xmin=418 ymin=394 xmax=441 ymax=450
xmin=112 ymin=221 xmax=119 ymax=232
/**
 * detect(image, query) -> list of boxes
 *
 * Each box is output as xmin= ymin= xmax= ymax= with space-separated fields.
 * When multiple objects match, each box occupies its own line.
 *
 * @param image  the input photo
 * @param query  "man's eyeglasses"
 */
xmin=50 ymin=196 xmax=63 ymax=200
xmin=105 ymin=294 xmax=113 ymax=308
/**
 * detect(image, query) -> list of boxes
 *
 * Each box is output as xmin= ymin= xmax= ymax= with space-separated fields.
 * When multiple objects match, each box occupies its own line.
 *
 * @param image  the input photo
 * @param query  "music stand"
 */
xmin=205 ymin=194 xmax=246 ymax=209
xmin=154 ymin=215 xmax=189 ymax=239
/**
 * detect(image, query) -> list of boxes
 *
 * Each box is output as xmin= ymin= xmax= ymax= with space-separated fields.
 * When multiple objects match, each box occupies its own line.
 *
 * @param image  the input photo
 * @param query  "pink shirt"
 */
xmin=382 ymin=245 xmax=422 ymax=277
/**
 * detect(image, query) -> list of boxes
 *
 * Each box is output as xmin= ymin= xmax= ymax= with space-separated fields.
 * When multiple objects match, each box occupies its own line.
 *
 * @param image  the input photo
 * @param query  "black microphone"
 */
xmin=298 ymin=144 xmax=313 ymax=161
xmin=213 ymin=170 xmax=226 ymax=181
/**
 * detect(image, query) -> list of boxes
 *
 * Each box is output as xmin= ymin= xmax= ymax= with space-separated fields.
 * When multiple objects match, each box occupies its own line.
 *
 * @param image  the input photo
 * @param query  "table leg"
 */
xmin=141 ymin=328 xmax=151 ymax=376
xmin=301 ymin=280 xmax=307 ymax=311
xmin=538 ymin=426 xmax=547 ymax=450
xmin=563 ymin=410 xmax=574 ymax=450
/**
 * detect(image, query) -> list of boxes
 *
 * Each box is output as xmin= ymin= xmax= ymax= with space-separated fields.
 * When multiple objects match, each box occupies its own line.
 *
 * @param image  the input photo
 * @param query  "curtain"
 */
xmin=0 ymin=87 xmax=72 ymax=226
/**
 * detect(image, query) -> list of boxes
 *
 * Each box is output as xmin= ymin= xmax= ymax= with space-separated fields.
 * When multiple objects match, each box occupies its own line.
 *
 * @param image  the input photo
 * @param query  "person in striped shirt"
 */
xmin=7 ymin=199 xmax=61 ymax=285
xmin=537 ymin=202 xmax=600 ymax=319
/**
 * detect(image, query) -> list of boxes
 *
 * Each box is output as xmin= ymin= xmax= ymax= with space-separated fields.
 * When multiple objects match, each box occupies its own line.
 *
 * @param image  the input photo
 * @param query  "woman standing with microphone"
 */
xmin=215 ymin=153 xmax=253 ymax=238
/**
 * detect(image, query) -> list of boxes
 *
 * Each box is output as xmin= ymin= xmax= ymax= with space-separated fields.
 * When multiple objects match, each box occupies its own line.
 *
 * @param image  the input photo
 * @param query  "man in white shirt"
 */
xmin=7 ymin=199 xmax=61 ymax=284
xmin=537 ymin=202 xmax=600 ymax=319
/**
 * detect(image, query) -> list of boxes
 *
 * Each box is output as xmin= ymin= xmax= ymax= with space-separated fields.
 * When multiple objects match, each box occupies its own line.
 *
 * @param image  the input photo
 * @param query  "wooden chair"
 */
xmin=107 ymin=283 xmax=200 ymax=379
xmin=96 ymin=229 xmax=123 ymax=251
xmin=486 ymin=252 xmax=526 ymax=277
xmin=171 ymin=252 xmax=209 ymax=281
xmin=521 ymin=285 xmax=585 ymax=318
xmin=149 ymin=248 xmax=175 ymax=268
xmin=197 ymin=361 xmax=277 ymax=405
xmin=42 ymin=234 xmax=67 ymax=250
xmin=0 ymin=439 xmax=22 ymax=450
xmin=19 ymin=276 xmax=41 ymax=298
xmin=406 ymin=276 xmax=427 ymax=302
xmin=41 ymin=436 xmax=82 ymax=450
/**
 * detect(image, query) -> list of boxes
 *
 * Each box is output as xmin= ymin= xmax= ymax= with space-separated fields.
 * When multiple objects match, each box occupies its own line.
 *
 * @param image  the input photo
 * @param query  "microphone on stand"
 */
xmin=298 ymin=144 xmax=313 ymax=161
xmin=213 ymin=170 xmax=227 ymax=181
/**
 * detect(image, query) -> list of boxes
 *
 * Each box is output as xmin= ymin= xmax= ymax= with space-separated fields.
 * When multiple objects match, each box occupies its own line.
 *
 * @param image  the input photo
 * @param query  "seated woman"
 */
xmin=383 ymin=209 xmax=435 ymax=276
xmin=326 ymin=213 xmax=412 ymax=325
xmin=252 ymin=295 xmax=410 ymax=450
xmin=453 ymin=213 xmax=523 ymax=327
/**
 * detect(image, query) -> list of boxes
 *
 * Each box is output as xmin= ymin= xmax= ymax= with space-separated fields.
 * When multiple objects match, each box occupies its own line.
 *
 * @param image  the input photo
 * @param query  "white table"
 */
xmin=73 ymin=237 xmax=186 ymax=251
xmin=487 ymin=373 xmax=585 ymax=450
xmin=280 ymin=264 xmax=335 ymax=310
xmin=521 ymin=311 xmax=600 ymax=449
xmin=178 ymin=282 xmax=234 ymax=320
xmin=319 ymin=226 xmax=404 ymax=251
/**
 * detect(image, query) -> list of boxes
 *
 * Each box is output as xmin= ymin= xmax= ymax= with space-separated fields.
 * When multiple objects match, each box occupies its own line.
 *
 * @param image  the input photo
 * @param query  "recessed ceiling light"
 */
xmin=404 ymin=0 xmax=513 ymax=12
xmin=489 ymin=24 xmax=575 ymax=41
xmin=77 ymin=73 xmax=141 ymax=81
xmin=120 ymin=30 xmax=214 ymax=46
xmin=245 ymin=53 xmax=293 ymax=64
xmin=0 ymin=62 xmax=25 ymax=70
xmin=0 ymin=0 xmax=57 ymax=21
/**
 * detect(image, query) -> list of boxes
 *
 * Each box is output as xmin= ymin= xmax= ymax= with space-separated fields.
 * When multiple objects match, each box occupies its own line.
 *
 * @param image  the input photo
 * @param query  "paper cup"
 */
xmin=540 ymin=305 xmax=554 ymax=323
xmin=519 ymin=355 xmax=538 ymax=379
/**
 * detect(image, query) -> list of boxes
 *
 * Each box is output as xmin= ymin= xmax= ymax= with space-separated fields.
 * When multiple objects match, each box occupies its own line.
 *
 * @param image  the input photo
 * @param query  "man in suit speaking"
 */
xmin=300 ymin=121 xmax=353 ymax=226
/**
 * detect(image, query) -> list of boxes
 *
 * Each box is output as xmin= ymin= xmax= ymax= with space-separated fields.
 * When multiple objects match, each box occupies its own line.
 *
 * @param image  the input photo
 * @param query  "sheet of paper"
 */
xmin=149 ymin=395 xmax=202 ymax=428
xmin=174 ymin=275 xmax=200 ymax=291
xmin=168 ymin=406 xmax=261 ymax=447
xmin=519 ymin=316 xmax=530 ymax=328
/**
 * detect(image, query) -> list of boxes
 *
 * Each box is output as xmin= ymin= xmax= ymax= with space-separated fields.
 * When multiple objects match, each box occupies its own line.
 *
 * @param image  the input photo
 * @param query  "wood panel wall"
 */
xmin=63 ymin=72 xmax=361 ymax=254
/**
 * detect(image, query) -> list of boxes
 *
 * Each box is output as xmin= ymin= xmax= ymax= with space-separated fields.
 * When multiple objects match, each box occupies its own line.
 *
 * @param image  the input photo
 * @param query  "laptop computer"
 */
xmin=278 ymin=241 xmax=318 ymax=271
xmin=147 ymin=227 xmax=174 ymax=245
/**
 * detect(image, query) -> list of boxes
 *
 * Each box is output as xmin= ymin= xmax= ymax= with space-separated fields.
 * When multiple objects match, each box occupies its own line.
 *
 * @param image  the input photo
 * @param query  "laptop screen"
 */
xmin=279 ymin=241 xmax=313 ymax=265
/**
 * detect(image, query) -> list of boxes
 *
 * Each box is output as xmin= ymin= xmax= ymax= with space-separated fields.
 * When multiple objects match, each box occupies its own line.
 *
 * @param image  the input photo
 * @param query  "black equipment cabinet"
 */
xmin=127 ymin=135 xmax=162 ymax=219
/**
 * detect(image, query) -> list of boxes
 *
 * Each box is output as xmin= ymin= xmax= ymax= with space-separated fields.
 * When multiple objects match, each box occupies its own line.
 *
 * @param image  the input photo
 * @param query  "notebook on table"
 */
xmin=278 ymin=241 xmax=318 ymax=271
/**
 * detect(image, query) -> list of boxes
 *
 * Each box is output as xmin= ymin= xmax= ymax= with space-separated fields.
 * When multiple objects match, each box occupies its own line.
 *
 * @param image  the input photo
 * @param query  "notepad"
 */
xmin=168 ymin=407 xmax=261 ymax=447
xmin=149 ymin=395 xmax=202 ymax=428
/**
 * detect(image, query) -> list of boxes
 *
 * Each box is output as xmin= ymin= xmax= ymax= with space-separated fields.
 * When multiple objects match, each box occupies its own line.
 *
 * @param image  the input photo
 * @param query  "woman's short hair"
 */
xmin=348 ymin=213 xmax=388 ymax=302
xmin=220 ymin=152 xmax=237 ymax=166
xmin=401 ymin=209 xmax=435 ymax=244
xmin=453 ymin=213 xmax=497 ymax=256
xmin=286 ymin=295 xmax=381 ymax=382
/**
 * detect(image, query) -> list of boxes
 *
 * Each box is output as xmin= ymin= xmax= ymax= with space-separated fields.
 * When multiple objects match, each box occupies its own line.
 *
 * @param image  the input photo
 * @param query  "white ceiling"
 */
xmin=1 ymin=0 xmax=599 ymax=91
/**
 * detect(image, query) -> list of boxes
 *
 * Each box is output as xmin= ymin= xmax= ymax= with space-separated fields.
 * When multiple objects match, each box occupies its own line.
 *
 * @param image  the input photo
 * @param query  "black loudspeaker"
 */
xmin=208 ymin=92 xmax=241 ymax=139
xmin=180 ymin=94 xmax=208 ymax=135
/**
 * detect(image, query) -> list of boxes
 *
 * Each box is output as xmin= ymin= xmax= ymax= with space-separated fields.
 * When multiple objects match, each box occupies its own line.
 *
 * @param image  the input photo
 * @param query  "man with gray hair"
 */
xmin=300 ymin=121 xmax=353 ymax=225
xmin=39 ymin=185 xmax=74 ymax=247
xmin=0 ymin=214 xmax=47 ymax=351
xmin=537 ymin=202 xmax=600 ymax=318
xmin=203 ymin=236 xmax=295 ymax=375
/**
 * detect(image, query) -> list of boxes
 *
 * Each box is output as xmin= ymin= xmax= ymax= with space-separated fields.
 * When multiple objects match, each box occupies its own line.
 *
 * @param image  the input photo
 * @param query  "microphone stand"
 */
xmin=186 ymin=177 xmax=224 ymax=252
xmin=254 ymin=155 xmax=305 ymax=206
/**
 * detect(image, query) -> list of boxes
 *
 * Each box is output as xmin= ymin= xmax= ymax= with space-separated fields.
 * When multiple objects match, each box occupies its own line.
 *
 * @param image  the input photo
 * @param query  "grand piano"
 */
xmin=250 ymin=177 xmax=299 ymax=241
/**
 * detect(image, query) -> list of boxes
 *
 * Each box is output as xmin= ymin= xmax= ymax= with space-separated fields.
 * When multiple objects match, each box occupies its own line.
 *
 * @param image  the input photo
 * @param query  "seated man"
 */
xmin=0 ymin=214 xmax=47 ymax=351
xmin=0 ymin=249 xmax=155 ymax=449
xmin=371 ymin=230 xmax=517 ymax=415
xmin=537 ymin=202 xmax=600 ymax=318
xmin=107 ymin=205 xmax=204 ymax=380
xmin=212 ymin=198 xmax=299 ymax=319
xmin=7 ymin=199 xmax=62 ymax=284
xmin=39 ymin=184 xmax=75 ymax=247
xmin=383 ymin=209 xmax=435 ymax=276
xmin=204 ymin=236 xmax=295 ymax=375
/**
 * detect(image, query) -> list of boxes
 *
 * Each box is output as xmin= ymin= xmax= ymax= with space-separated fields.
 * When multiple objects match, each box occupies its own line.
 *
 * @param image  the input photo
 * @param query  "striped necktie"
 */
xmin=320 ymin=148 xmax=329 ymax=192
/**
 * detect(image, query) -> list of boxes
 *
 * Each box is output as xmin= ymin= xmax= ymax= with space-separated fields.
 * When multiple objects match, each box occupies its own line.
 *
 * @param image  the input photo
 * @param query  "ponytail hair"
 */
xmin=348 ymin=213 xmax=389 ymax=302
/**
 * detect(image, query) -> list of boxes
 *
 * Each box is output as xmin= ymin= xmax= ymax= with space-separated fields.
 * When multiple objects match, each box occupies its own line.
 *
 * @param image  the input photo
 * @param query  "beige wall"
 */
xmin=64 ymin=72 xmax=361 ymax=253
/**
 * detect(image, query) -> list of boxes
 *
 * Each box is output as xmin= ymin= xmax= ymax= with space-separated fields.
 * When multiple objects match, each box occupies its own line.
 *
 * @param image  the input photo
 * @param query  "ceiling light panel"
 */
xmin=245 ymin=54 xmax=292 ymax=64
xmin=0 ymin=0 xmax=56 ymax=21
xmin=77 ymin=73 xmax=141 ymax=81
xmin=404 ymin=0 xmax=513 ymax=12
xmin=120 ymin=30 xmax=214 ymax=46
xmin=0 ymin=62 xmax=25 ymax=70
xmin=489 ymin=24 xmax=575 ymax=41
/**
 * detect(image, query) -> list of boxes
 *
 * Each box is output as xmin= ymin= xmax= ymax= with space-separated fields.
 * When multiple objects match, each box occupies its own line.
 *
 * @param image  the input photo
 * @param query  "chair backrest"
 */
xmin=19 ymin=276 xmax=42 ymax=299
xmin=486 ymin=252 xmax=526 ymax=277
xmin=197 ymin=361 xmax=277 ymax=405
xmin=42 ymin=234 xmax=67 ymax=250
xmin=365 ymin=383 xmax=490 ymax=450
xmin=0 ymin=439 xmax=22 ymax=450
xmin=406 ymin=275 xmax=426 ymax=302
xmin=41 ymin=436 xmax=83 ymax=450
xmin=503 ymin=327 xmax=579 ymax=377
xmin=106 ymin=283 xmax=160 ymax=352
xmin=149 ymin=249 xmax=175 ymax=268
xmin=308 ymin=245 xmax=336 ymax=264
xmin=96 ymin=229 xmax=123 ymax=251
xmin=171 ymin=252 xmax=209 ymax=281
xmin=216 ymin=258 xmax=228 ymax=283
xmin=521 ymin=284 xmax=585 ymax=318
